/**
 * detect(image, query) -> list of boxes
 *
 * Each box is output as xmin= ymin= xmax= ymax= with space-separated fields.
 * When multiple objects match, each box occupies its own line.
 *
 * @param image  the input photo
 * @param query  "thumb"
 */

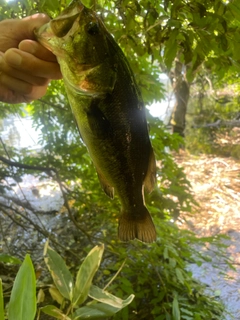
xmin=21 ymin=14 xmax=51 ymax=40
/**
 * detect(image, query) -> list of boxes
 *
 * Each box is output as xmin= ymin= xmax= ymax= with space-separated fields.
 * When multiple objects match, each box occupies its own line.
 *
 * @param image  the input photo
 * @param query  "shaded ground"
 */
xmin=175 ymin=150 xmax=240 ymax=319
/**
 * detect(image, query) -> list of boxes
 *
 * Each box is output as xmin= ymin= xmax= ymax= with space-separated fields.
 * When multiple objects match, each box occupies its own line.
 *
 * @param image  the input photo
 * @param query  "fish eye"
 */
xmin=87 ymin=21 xmax=99 ymax=35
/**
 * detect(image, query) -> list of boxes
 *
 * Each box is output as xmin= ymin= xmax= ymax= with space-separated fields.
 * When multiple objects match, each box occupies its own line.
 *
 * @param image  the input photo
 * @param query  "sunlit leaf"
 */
xmin=73 ymin=301 xmax=129 ymax=319
xmin=8 ymin=254 xmax=36 ymax=320
xmin=40 ymin=305 xmax=71 ymax=320
xmin=49 ymin=286 xmax=65 ymax=305
xmin=163 ymin=29 xmax=178 ymax=69
xmin=88 ymin=285 xmax=134 ymax=308
xmin=0 ymin=253 xmax=21 ymax=265
xmin=73 ymin=244 xmax=104 ymax=306
xmin=172 ymin=296 xmax=180 ymax=320
xmin=37 ymin=289 xmax=45 ymax=304
xmin=44 ymin=241 xmax=73 ymax=301
xmin=81 ymin=0 xmax=95 ymax=8
xmin=175 ymin=268 xmax=184 ymax=284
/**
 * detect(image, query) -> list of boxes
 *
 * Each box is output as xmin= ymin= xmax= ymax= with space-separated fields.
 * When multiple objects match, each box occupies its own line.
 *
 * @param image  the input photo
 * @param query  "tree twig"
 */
xmin=38 ymin=98 xmax=68 ymax=111
xmin=103 ymin=259 xmax=126 ymax=290
xmin=0 ymin=153 xmax=94 ymax=242
xmin=192 ymin=119 xmax=240 ymax=129
xmin=0 ymin=203 xmax=78 ymax=256
xmin=54 ymin=170 xmax=94 ymax=244
xmin=0 ymin=154 xmax=57 ymax=175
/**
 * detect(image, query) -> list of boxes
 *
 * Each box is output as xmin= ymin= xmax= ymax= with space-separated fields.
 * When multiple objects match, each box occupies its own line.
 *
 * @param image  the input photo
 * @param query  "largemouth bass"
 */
xmin=36 ymin=0 xmax=156 ymax=242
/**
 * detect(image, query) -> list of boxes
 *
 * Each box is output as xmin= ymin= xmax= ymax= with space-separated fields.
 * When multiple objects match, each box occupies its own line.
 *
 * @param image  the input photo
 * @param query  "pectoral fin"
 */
xmin=79 ymin=62 xmax=117 ymax=95
xmin=87 ymin=99 xmax=113 ymax=139
xmin=97 ymin=169 xmax=114 ymax=199
xmin=144 ymin=148 xmax=156 ymax=193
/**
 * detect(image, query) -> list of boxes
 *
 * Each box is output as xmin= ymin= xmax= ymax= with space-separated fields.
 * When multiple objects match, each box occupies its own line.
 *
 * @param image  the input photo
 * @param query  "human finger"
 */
xmin=0 ymin=81 xmax=24 ymax=104
xmin=0 ymin=52 xmax=50 ymax=86
xmin=4 ymin=48 xmax=62 ymax=80
xmin=0 ymin=14 xmax=51 ymax=53
xmin=0 ymin=67 xmax=50 ymax=103
xmin=19 ymin=39 xmax=57 ymax=62
xmin=21 ymin=14 xmax=51 ymax=40
xmin=0 ymin=71 xmax=50 ymax=98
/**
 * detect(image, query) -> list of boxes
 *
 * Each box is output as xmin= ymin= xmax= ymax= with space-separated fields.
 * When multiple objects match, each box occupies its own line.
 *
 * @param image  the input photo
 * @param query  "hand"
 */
xmin=0 ymin=14 xmax=62 ymax=104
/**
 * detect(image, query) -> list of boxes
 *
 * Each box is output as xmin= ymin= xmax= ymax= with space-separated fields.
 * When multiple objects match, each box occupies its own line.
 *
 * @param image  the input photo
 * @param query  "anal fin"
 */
xmin=97 ymin=170 xmax=114 ymax=199
xmin=144 ymin=147 xmax=156 ymax=194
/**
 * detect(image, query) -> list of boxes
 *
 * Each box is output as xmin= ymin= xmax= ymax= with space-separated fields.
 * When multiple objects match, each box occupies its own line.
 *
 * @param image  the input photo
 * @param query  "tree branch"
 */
xmin=192 ymin=119 xmax=240 ymax=129
xmin=38 ymin=98 xmax=68 ymax=111
xmin=0 ymin=154 xmax=94 ymax=242
xmin=0 ymin=203 xmax=78 ymax=256
xmin=0 ymin=155 xmax=57 ymax=175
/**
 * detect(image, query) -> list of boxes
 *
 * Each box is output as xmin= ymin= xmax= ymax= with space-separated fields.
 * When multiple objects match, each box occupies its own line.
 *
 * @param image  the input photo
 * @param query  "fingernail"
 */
xmin=19 ymin=40 xmax=36 ymax=54
xmin=6 ymin=51 xmax=22 ymax=66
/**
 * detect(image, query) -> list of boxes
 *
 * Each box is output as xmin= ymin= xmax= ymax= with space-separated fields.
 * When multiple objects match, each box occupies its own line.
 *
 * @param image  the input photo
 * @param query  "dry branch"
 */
xmin=192 ymin=119 xmax=240 ymax=129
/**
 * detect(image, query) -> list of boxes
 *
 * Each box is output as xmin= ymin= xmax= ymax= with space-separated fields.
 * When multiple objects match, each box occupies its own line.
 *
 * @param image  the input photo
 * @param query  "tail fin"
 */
xmin=118 ymin=206 xmax=156 ymax=243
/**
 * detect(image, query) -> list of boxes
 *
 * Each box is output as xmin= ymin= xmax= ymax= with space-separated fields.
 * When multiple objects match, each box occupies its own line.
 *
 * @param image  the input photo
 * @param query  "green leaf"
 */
xmin=0 ymin=279 xmax=4 ymax=320
xmin=214 ymin=289 xmax=221 ymax=297
xmin=73 ymin=244 xmax=104 ymax=306
xmin=0 ymin=253 xmax=21 ymax=264
xmin=40 ymin=305 xmax=71 ymax=320
xmin=88 ymin=285 xmax=134 ymax=308
xmin=42 ymin=0 xmax=60 ymax=12
xmin=175 ymin=268 xmax=184 ymax=284
xmin=81 ymin=0 xmax=95 ymax=8
xmin=8 ymin=254 xmax=36 ymax=320
xmin=73 ymin=302 xmax=126 ymax=319
xmin=180 ymin=307 xmax=193 ymax=316
xmin=172 ymin=296 xmax=180 ymax=320
xmin=49 ymin=286 xmax=65 ymax=305
xmin=163 ymin=247 xmax=169 ymax=259
xmin=44 ymin=241 xmax=73 ymax=301
xmin=164 ymin=29 xmax=178 ymax=69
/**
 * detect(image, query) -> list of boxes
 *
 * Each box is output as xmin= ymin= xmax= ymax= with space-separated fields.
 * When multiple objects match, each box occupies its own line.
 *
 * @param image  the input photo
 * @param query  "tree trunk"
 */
xmin=169 ymin=60 xmax=190 ymax=137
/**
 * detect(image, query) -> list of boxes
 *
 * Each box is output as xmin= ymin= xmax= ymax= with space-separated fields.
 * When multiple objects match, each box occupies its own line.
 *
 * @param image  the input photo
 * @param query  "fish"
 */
xmin=35 ymin=0 xmax=157 ymax=242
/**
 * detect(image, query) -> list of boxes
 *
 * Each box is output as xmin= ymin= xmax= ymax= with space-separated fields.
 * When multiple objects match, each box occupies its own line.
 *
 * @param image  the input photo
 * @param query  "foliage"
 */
xmin=1 ymin=0 xmax=238 ymax=101
xmin=39 ymin=242 xmax=134 ymax=319
xmin=103 ymin=222 xmax=228 ymax=320
xmin=0 ymin=245 xmax=134 ymax=320
xmin=0 ymin=230 xmax=229 ymax=320
xmin=2 ymin=254 xmax=37 ymax=320
xmin=99 ymin=0 xmax=240 ymax=83
xmin=185 ymin=70 xmax=240 ymax=157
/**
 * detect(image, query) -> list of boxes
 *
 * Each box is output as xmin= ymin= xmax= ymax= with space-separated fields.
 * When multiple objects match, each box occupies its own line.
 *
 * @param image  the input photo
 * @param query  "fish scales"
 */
xmin=36 ymin=0 xmax=157 ymax=242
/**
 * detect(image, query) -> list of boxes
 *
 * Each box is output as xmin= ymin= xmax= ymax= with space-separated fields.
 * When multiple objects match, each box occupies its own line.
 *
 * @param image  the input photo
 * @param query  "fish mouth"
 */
xmin=35 ymin=0 xmax=84 ymax=48
xmin=57 ymin=0 xmax=84 ymax=20
xmin=35 ymin=23 xmax=53 ymax=50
